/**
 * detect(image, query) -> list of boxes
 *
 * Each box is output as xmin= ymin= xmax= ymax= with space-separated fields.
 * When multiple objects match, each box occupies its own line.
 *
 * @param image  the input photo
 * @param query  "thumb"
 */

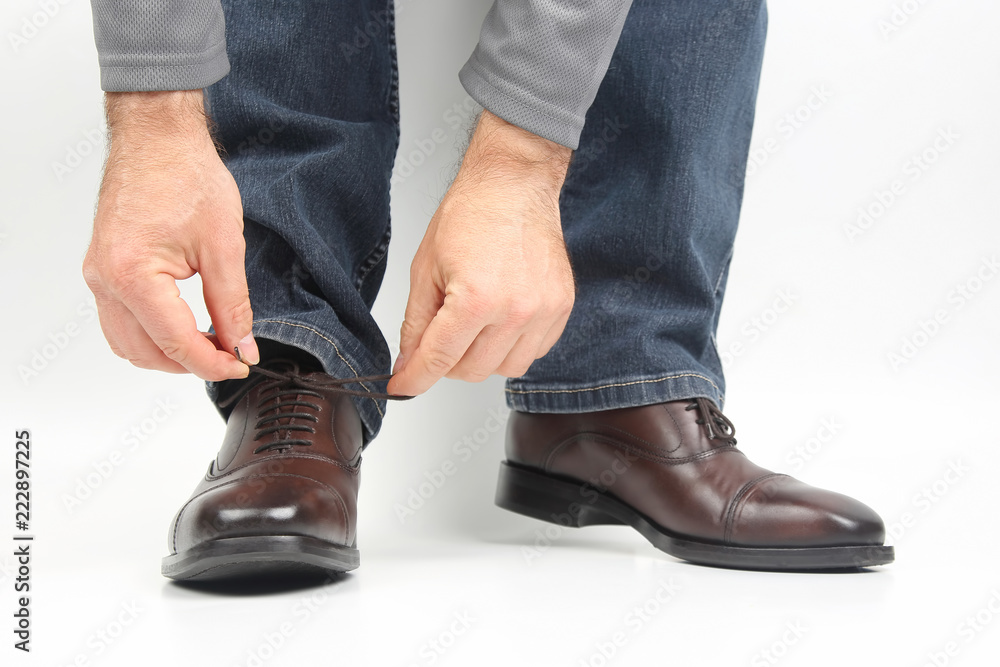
xmin=392 ymin=271 xmax=442 ymax=377
xmin=201 ymin=240 xmax=258 ymax=365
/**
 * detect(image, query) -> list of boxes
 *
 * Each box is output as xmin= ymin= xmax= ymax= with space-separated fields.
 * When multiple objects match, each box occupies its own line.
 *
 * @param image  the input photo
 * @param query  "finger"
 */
xmin=446 ymin=324 xmax=521 ymax=382
xmin=538 ymin=305 xmax=572 ymax=355
xmin=495 ymin=332 xmax=545 ymax=378
xmin=200 ymin=236 xmax=258 ymax=365
xmin=395 ymin=263 xmax=444 ymax=374
xmin=387 ymin=296 xmax=487 ymax=396
xmin=120 ymin=272 xmax=250 ymax=381
xmin=94 ymin=292 xmax=189 ymax=373
xmin=97 ymin=300 xmax=189 ymax=373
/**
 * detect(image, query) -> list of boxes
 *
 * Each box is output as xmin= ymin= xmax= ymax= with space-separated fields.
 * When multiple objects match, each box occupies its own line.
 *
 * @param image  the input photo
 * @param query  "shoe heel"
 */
xmin=495 ymin=461 xmax=624 ymax=527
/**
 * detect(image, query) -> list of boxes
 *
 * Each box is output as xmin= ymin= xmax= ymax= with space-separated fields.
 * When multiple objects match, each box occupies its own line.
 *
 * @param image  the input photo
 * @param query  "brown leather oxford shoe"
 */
xmin=162 ymin=360 xmax=367 ymax=581
xmin=497 ymin=398 xmax=894 ymax=571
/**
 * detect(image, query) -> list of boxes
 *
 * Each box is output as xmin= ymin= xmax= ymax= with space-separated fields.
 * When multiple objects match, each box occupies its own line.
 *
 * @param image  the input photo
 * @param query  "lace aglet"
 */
xmin=234 ymin=346 xmax=244 ymax=364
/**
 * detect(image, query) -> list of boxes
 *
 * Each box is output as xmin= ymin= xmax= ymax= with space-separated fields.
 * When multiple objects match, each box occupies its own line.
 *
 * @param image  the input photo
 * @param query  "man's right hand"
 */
xmin=82 ymin=90 xmax=257 ymax=382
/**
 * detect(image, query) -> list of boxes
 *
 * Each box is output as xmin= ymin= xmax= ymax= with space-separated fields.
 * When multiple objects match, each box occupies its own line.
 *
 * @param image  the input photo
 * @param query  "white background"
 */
xmin=1 ymin=0 xmax=998 ymax=665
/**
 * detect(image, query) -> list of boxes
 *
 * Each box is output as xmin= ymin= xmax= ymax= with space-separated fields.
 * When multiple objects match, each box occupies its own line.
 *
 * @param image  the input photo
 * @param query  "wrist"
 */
xmin=105 ymin=90 xmax=214 ymax=146
xmin=463 ymin=110 xmax=572 ymax=188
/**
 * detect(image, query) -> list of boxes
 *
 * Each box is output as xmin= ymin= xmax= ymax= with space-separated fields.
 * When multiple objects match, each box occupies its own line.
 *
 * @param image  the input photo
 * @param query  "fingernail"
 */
xmin=392 ymin=353 xmax=406 ymax=374
xmin=237 ymin=333 xmax=260 ymax=365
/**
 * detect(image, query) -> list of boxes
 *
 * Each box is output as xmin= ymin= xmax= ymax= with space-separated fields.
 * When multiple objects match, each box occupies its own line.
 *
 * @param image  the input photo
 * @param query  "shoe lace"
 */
xmin=685 ymin=397 xmax=737 ymax=444
xmin=217 ymin=363 xmax=411 ymax=454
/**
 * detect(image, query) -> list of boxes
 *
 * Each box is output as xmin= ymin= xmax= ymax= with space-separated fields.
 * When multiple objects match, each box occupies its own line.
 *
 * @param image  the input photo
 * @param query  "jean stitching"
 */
xmin=505 ymin=372 xmax=723 ymax=398
xmin=714 ymin=245 xmax=735 ymax=295
xmin=254 ymin=318 xmax=384 ymax=417
xmin=355 ymin=224 xmax=391 ymax=290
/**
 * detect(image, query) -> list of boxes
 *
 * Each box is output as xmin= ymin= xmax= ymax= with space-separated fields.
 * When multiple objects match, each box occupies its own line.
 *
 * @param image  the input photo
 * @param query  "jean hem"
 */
xmin=504 ymin=371 xmax=725 ymax=414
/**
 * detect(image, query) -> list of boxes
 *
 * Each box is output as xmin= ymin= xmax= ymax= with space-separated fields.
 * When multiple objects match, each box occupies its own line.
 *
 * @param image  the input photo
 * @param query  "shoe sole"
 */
xmin=161 ymin=535 xmax=359 ymax=581
xmin=496 ymin=461 xmax=895 ymax=572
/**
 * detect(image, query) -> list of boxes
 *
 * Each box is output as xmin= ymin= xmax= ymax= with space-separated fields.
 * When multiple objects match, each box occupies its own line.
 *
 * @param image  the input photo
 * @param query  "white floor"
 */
xmin=5 ymin=375 xmax=998 ymax=667
xmin=4 ymin=1 xmax=999 ymax=664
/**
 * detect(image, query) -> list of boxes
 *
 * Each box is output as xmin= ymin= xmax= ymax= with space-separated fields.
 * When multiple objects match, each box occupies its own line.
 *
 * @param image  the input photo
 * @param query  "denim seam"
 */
xmin=713 ymin=245 xmax=735 ymax=295
xmin=254 ymin=318 xmax=384 ymax=417
xmin=355 ymin=224 xmax=391 ymax=290
xmin=505 ymin=372 xmax=722 ymax=398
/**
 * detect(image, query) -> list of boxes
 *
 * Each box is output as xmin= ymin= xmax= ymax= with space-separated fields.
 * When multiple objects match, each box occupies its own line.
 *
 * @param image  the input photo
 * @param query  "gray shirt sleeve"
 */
xmin=459 ymin=0 xmax=633 ymax=149
xmin=89 ymin=0 xmax=630 ymax=148
xmin=90 ymin=0 xmax=229 ymax=92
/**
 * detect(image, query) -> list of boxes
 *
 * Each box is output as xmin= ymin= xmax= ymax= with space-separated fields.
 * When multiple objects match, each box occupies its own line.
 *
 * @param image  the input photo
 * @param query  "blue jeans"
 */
xmin=205 ymin=0 xmax=768 ymax=444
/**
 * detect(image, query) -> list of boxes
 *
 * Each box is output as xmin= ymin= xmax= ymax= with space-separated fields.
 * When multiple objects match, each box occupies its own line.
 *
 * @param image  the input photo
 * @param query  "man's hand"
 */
xmin=387 ymin=111 xmax=575 ymax=396
xmin=82 ymin=90 xmax=257 ymax=382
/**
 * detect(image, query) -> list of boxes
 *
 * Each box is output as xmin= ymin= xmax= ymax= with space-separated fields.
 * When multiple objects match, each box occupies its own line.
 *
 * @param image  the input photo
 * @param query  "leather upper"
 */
xmin=169 ymin=370 xmax=363 ymax=554
xmin=505 ymin=400 xmax=886 ymax=548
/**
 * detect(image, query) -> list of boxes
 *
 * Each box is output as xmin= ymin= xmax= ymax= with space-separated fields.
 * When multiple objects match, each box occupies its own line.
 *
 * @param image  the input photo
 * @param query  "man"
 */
xmin=83 ymin=0 xmax=893 ymax=581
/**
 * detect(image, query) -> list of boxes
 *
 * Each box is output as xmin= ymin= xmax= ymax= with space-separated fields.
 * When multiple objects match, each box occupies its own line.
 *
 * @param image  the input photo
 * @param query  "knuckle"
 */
xmin=105 ymin=264 xmax=144 ymax=298
xmin=457 ymin=286 xmax=495 ymax=318
xmin=505 ymin=301 xmax=537 ymax=326
xmin=399 ymin=318 xmax=419 ymax=340
xmin=123 ymin=351 xmax=163 ymax=371
xmin=159 ymin=341 xmax=191 ymax=366
xmin=451 ymin=367 xmax=491 ymax=383
xmin=499 ymin=362 xmax=532 ymax=378
xmin=226 ymin=299 xmax=253 ymax=327
xmin=423 ymin=349 xmax=460 ymax=376
xmin=81 ymin=258 xmax=103 ymax=290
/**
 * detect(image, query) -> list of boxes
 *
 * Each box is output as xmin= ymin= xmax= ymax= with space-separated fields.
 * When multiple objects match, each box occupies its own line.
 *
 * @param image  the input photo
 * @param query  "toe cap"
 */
xmin=170 ymin=475 xmax=351 ymax=554
xmin=726 ymin=474 xmax=886 ymax=548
